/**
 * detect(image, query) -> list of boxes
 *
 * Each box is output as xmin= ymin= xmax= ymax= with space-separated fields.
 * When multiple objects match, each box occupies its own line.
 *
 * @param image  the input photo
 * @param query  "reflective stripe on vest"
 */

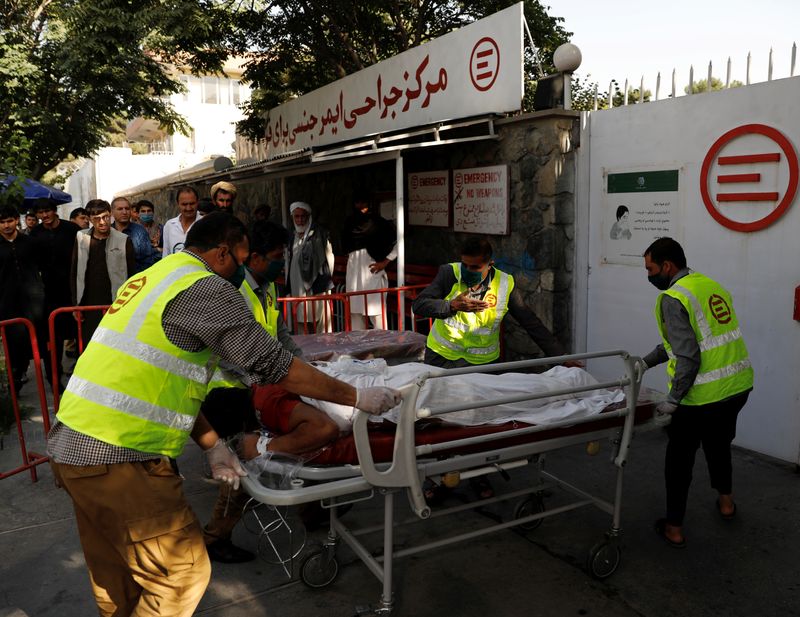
xmin=426 ymin=263 xmax=513 ymax=364
xmin=206 ymin=279 xmax=276 ymax=392
xmin=655 ymin=272 xmax=753 ymax=406
xmin=57 ymin=253 xmax=216 ymax=457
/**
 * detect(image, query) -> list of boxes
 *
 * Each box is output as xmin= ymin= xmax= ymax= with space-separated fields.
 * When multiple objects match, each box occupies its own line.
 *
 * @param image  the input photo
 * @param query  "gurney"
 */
xmin=240 ymin=350 xmax=660 ymax=616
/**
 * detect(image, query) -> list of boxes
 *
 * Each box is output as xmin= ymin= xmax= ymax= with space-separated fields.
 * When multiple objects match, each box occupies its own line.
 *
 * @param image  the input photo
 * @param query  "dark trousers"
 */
xmin=664 ymin=390 xmax=750 ymax=526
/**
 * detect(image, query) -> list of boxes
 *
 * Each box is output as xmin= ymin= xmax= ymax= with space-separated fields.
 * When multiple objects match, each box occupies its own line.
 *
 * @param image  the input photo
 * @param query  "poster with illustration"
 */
xmin=602 ymin=169 xmax=681 ymax=266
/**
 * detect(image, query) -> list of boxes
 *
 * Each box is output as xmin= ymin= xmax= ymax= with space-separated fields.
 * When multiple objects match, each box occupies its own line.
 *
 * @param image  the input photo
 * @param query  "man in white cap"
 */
xmin=286 ymin=201 xmax=334 ymax=333
xmin=210 ymin=181 xmax=237 ymax=214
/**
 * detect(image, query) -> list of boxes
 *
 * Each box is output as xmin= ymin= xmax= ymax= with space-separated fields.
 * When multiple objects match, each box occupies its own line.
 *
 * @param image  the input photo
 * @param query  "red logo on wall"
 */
xmin=107 ymin=276 xmax=146 ymax=314
xmin=469 ymin=37 xmax=500 ymax=92
xmin=708 ymin=294 xmax=732 ymax=324
xmin=700 ymin=124 xmax=799 ymax=232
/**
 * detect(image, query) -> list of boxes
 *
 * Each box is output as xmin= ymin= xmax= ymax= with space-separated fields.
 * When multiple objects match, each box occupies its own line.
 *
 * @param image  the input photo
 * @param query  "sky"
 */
xmin=546 ymin=0 xmax=799 ymax=95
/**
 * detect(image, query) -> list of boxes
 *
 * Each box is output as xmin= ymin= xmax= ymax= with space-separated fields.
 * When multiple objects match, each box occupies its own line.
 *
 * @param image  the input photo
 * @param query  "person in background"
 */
xmin=135 ymin=200 xmax=163 ymax=259
xmin=197 ymin=197 xmax=215 ymax=216
xmin=30 ymin=198 xmax=81 ymax=390
xmin=130 ymin=201 xmax=140 ymax=224
xmin=253 ymin=204 xmax=271 ymax=222
xmin=111 ymin=197 xmax=156 ymax=273
xmin=71 ymin=200 xmax=135 ymax=347
xmin=162 ymin=186 xmax=201 ymax=256
xmin=210 ymin=181 xmax=237 ymax=214
xmin=23 ymin=211 xmax=39 ymax=234
xmin=640 ymin=237 xmax=753 ymax=549
xmin=286 ymin=201 xmax=334 ymax=333
xmin=342 ymin=191 xmax=397 ymax=329
xmin=0 ymin=202 xmax=45 ymax=392
xmin=48 ymin=212 xmax=402 ymax=617
xmin=69 ymin=207 xmax=90 ymax=229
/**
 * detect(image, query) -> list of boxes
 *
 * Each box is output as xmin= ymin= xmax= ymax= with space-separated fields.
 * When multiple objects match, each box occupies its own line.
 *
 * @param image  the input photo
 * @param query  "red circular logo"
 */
xmin=700 ymin=124 xmax=799 ymax=232
xmin=708 ymin=294 xmax=732 ymax=324
xmin=469 ymin=37 xmax=500 ymax=92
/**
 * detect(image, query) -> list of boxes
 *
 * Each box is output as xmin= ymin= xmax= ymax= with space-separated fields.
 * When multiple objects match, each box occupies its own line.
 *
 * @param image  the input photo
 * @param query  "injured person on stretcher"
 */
xmin=236 ymin=358 xmax=625 ymax=462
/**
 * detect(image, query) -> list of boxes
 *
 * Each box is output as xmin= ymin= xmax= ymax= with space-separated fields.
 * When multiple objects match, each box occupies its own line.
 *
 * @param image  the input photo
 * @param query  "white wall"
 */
xmin=577 ymin=76 xmax=800 ymax=463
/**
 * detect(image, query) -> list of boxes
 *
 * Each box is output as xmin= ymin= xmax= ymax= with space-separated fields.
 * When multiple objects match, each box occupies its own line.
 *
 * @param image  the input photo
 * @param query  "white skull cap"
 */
xmin=289 ymin=201 xmax=312 ymax=214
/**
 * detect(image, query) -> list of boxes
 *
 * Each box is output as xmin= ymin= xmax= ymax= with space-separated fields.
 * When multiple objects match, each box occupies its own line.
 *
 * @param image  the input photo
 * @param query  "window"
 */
xmin=202 ymin=76 xmax=218 ymax=104
xmin=231 ymin=80 xmax=241 ymax=105
xmin=179 ymin=75 xmax=190 ymax=102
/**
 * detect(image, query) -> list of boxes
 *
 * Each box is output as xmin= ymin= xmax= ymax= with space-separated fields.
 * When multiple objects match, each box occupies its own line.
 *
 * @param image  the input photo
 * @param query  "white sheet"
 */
xmin=302 ymin=359 xmax=624 ymax=432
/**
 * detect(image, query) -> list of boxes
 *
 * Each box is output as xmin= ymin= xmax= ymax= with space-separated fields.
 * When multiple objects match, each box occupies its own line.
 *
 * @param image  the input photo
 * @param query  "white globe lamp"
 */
xmin=553 ymin=43 xmax=582 ymax=74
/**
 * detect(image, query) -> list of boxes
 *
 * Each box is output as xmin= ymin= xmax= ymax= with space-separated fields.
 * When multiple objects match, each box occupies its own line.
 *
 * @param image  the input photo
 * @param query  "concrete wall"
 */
xmin=577 ymin=76 xmax=800 ymax=463
xmin=125 ymin=112 xmax=580 ymax=359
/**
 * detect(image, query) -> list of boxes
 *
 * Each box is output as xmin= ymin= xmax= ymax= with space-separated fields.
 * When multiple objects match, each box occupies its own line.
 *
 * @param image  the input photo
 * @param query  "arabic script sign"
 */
xmin=453 ymin=165 xmax=509 ymax=235
xmin=408 ymin=170 xmax=450 ymax=227
xmin=262 ymin=3 xmax=524 ymax=158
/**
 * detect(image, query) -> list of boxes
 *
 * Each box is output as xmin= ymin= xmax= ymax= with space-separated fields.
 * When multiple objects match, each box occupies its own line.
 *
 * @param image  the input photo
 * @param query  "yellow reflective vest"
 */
xmin=426 ymin=263 xmax=514 ymax=364
xmin=205 ymin=278 xmax=277 ymax=392
xmin=57 ymin=252 xmax=217 ymax=458
xmin=655 ymin=272 xmax=753 ymax=406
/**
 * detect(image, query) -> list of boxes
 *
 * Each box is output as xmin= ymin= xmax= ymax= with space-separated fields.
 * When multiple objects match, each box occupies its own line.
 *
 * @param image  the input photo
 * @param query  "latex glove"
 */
xmin=206 ymin=439 xmax=248 ymax=490
xmin=355 ymin=387 xmax=403 ymax=414
xmin=656 ymin=401 xmax=678 ymax=415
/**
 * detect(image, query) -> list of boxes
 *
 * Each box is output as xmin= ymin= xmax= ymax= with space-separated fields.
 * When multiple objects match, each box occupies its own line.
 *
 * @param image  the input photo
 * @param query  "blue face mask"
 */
xmin=139 ymin=213 xmax=154 ymax=223
xmin=263 ymin=258 xmax=285 ymax=282
xmin=460 ymin=264 xmax=484 ymax=287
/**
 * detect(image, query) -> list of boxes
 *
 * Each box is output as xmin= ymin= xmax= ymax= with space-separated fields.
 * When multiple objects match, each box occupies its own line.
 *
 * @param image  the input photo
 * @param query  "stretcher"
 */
xmin=240 ymin=350 xmax=660 ymax=616
xmin=292 ymin=329 xmax=427 ymax=363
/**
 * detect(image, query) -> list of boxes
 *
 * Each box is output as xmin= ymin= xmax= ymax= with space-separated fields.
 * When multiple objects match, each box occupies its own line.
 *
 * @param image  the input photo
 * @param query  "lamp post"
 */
xmin=553 ymin=43 xmax=582 ymax=110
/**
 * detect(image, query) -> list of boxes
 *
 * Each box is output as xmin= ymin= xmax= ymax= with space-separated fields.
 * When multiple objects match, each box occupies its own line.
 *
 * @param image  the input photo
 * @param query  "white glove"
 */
xmin=206 ymin=439 xmax=248 ymax=490
xmin=656 ymin=401 xmax=678 ymax=415
xmin=355 ymin=387 xmax=403 ymax=414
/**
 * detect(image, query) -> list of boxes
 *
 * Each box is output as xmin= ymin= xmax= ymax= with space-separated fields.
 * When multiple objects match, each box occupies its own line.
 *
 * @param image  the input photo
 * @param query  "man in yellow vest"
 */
xmin=412 ymin=236 xmax=572 ymax=369
xmin=201 ymin=220 xmax=339 ymax=563
xmin=641 ymin=237 xmax=753 ymax=548
xmin=47 ymin=212 xmax=402 ymax=617
xmin=412 ymin=236 xmax=575 ymax=499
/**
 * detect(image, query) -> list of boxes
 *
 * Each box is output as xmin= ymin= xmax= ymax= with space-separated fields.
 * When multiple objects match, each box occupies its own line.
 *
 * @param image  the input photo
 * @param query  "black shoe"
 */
xmin=206 ymin=538 xmax=255 ymax=563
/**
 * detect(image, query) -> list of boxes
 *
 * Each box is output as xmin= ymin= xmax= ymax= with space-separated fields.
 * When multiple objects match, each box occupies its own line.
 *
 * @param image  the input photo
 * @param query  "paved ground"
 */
xmin=1 ymin=366 xmax=799 ymax=617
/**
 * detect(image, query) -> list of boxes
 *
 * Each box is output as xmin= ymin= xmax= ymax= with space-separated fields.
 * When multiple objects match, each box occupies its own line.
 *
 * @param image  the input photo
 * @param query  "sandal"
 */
xmin=716 ymin=498 xmax=737 ymax=521
xmin=469 ymin=476 xmax=494 ymax=500
xmin=654 ymin=518 xmax=686 ymax=549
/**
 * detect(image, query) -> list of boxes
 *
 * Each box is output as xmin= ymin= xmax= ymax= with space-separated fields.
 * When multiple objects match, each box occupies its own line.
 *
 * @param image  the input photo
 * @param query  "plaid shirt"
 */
xmin=48 ymin=251 xmax=294 ymax=465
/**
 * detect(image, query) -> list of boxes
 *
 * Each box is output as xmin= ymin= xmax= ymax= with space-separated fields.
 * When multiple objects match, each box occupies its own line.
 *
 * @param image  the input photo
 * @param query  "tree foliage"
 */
xmin=228 ymin=0 xmax=571 ymax=140
xmin=685 ymin=77 xmax=744 ymax=94
xmin=0 ymin=0 xmax=227 ymax=180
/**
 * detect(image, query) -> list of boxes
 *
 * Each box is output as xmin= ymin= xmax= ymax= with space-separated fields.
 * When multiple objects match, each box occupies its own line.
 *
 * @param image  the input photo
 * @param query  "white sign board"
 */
xmin=408 ymin=170 xmax=450 ymax=227
xmin=453 ymin=165 xmax=509 ymax=235
xmin=601 ymin=169 xmax=681 ymax=266
xmin=262 ymin=3 xmax=524 ymax=157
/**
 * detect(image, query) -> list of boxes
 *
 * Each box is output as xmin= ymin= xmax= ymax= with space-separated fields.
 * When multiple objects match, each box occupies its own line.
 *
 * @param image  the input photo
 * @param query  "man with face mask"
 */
xmin=48 ymin=212 xmax=403 ymax=616
xmin=412 ymin=236 xmax=571 ymax=369
xmin=640 ymin=237 xmax=752 ymax=549
xmin=412 ymin=236 xmax=574 ymax=500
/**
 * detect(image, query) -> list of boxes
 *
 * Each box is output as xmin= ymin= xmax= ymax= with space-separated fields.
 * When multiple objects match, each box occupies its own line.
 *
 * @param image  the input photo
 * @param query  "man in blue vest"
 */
xmin=48 ymin=212 xmax=402 ymax=617
xmin=641 ymin=237 xmax=753 ymax=548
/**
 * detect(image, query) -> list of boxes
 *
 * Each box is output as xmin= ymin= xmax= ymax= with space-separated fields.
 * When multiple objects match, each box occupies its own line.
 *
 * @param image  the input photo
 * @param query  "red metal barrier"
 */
xmin=0 ymin=317 xmax=51 ymax=482
xmin=48 ymin=305 xmax=109 ymax=411
xmin=279 ymin=284 xmax=431 ymax=334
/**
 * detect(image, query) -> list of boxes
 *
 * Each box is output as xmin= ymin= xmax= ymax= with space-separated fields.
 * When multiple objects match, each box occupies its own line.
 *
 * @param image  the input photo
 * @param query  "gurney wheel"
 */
xmin=587 ymin=541 xmax=621 ymax=579
xmin=513 ymin=495 xmax=545 ymax=531
xmin=300 ymin=548 xmax=339 ymax=588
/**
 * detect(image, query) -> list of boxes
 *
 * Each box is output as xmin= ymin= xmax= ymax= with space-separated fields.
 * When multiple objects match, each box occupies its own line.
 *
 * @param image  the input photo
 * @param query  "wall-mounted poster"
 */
xmin=602 ymin=169 xmax=681 ymax=266
xmin=453 ymin=165 xmax=509 ymax=235
xmin=408 ymin=171 xmax=450 ymax=227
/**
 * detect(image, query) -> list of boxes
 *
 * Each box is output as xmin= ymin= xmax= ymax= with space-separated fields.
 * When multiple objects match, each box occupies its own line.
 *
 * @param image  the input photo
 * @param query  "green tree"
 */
xmin=231 ymin=0 xmax=571 ymax=140
xmin=0 ymin=0 xmax=228 ymax=180
xmin=685 ymin=77 xmax=744 ymax=94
